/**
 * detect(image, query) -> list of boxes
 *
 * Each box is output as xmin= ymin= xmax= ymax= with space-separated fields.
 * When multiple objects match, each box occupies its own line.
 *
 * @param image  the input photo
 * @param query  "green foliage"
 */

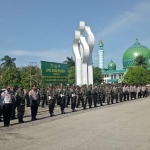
xmin=134 ymin=55 xmax=147 ymax=68
xmin=1 ymin=68 xmax=21 ymax=87
xmin=63 ymin=56 xmax=75 ymax=70
xmin=123 ymin=66 xmax=150 ymax=85
xmin=93 ymin=67 xmax=103 ymax=84
xmin=68 ymin=66 xmax=75 ymax=85
xmin=0 ymin=55 xmax=16 ymax=69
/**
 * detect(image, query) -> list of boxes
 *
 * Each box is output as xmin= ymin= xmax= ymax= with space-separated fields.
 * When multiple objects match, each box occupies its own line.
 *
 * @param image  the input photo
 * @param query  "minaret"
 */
xmin=98 ymin=40 xmax=104 ymax=69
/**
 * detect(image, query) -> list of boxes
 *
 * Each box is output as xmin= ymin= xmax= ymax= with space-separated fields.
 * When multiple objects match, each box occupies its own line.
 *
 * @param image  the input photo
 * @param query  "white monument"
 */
xmin=72 ymin=21 xmax=95 ymax=86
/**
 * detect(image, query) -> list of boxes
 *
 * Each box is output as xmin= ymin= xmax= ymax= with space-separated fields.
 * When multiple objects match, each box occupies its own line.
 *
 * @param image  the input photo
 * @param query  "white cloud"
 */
xmin=6 ymin=49 xmax=73 ymax=63
xmin=96 ymin=0 xmax=150 ymax=38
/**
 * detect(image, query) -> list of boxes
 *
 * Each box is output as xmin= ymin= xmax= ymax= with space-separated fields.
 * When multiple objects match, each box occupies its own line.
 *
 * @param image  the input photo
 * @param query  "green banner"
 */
xmin=41 ymin=61 xmax=68 ymax=84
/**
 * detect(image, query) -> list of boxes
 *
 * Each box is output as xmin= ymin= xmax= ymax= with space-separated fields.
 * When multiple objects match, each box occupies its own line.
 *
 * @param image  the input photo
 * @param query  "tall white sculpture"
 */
xmin=73 ymin=21 xmax=95 ymax=85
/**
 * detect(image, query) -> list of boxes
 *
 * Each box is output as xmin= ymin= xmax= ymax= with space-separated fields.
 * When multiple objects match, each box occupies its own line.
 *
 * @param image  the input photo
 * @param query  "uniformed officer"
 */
xmin=76 ymin=86 xmax=81 ymax=108
xmin=40 ymin=87 xmax=46 ymax=108
xmin=87 ymin=85 xmax=92 ymax=108
xmin=70 ymin=85 xmax=77 ymax=112
xmin=93 ymin=86 xmax=98 ymax=107
xmin=65 ymin=85 xmax=70 ymax=107
xmin=1 ymin=86 xmax=13 ymax=127
xmin=29 ymin=84 xmax=39 ymax=121
xmin=25 ymin=88 xmax=30 ymax=107
xmin=15 ymin=84 xmax=25 ymax=123
xmin=81 ymin=85 xmax=87 ymax=109
xmin=47 ymin=84 xmax=55 ymax=117
xmin=10 ymin=85 xmax=17 ymax=119
xmin=105 ymin=85 xmax=111 ymax=105
xmin=59 ymin=83 xmax=66 ymax=114
xmin=118 ymin=85 xmax=123 ymax=102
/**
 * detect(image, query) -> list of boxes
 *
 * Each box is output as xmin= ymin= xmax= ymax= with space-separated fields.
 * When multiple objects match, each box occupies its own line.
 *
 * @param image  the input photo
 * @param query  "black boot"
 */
xmin=21 ymin=118 xmax=24 ymax=123
xmin=18 ymin=118 xmax=21 ymax=124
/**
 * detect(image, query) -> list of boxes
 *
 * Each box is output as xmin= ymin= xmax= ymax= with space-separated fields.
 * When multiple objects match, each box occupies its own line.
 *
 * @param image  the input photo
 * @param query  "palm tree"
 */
xmin=63 ymin=56 xmax=75 ymax=70
xmin=0 ymin=55 xmax=16 ymax=68
xmin=134 ymin=55 xmax=147 ymax=68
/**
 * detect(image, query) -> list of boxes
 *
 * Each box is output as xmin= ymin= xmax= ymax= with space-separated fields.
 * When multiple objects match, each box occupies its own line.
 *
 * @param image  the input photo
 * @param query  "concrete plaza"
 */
xmin=0 ymin=97 xmax=150 ymax=150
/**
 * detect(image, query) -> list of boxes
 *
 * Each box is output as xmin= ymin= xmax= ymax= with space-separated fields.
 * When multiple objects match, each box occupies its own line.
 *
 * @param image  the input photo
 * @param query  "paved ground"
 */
xmin=0 ymin=97 xmax=150 ymax=150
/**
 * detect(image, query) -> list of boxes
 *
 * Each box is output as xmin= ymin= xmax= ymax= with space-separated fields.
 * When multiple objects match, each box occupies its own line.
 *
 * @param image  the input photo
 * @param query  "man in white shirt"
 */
xmin=1 ymin=86 xmax=13 ymax=127
xmin=29 ymin=84 xmax=39 ymax=121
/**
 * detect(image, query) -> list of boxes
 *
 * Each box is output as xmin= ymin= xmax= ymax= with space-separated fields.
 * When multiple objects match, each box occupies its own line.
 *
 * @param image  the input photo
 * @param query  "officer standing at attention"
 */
xmin=70 ymin=85 xmax=77 ymax=112
xmin=29 ymin=84 xmax=39 ymax=121
xmin=59 ymin=83 xmax=66 ymax=114
xmin=47 ymin=84 xmax=55 ymax=117
xmin=10 ymin=85 xmax=17 ymax=119
xmin=1 ymin=86 xmax=13 ymax=127
xmin=15 ymin=84 xmax=26 ymax=124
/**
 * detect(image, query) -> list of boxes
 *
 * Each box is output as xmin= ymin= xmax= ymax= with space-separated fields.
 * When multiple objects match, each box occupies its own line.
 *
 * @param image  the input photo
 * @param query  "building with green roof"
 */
xmin=98 ymin=38 xmax=150 ymax=83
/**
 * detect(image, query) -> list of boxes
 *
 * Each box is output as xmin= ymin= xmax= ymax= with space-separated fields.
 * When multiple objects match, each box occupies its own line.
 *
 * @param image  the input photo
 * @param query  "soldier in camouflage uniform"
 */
xmin=76 ymin=86 xmax=81 ymax=108
xmin=101 ymin=86 xmax=105 ymax=103
xmin=93 ymin=86 xmax=98 ymax=107
xmin=65 ymin=86 xmax=70 ymax=107
xmin=87 ymin=85 xmax=92 ymax=108
xmin=10 ymin=85 xmax=17 ymax=119
xmin=105 ymin=85 xmax=111 ymax=105
xmin=118 ymin=85 xmax=123 ymax=102
xmin=59 ymin=83 xmax=66 ymax=114
xmin=25 ymin=88 xmax=30 ymax=107
xmin=98 ymin=86 xmax=103 ymax=106
xmin=40 ymin=87 xmax=46 ymax=108
xmin=81 ymin=85 xmax=88 ymax=109
xmin=47 ymin=84 xmax=55 ymax=117
xmin=112 ymin=85 xmax=118 ymax=103
xmin=70 ymin=85 xmax=77 ymax=112
xmin=15 ymin=85 xmax=25 ymax=123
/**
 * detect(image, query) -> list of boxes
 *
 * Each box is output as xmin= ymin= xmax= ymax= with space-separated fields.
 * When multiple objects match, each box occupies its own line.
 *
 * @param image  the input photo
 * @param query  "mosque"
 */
xmin=98 ymin=38 xmax=150 ymax=83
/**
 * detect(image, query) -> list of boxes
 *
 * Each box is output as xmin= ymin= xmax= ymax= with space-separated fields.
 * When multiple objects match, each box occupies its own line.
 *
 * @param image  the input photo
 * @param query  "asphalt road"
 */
xmin=0 ymin=97 xmax=150 ymax=150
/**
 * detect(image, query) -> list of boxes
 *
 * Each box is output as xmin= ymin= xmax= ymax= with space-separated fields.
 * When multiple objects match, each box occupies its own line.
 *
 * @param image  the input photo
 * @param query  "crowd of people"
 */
xmin=0 ymin=83 xmax=149 ymax=127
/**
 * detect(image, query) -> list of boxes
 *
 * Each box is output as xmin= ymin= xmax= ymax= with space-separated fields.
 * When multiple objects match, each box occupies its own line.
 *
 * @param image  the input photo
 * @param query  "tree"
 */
xmin=93 ymin=67 xmax=103 ymax=84
xmin=19 ymin=66 xmax=42 ymax=88
xmin=134 ymin=55 xmax=147 ymax=68
xmin=63 ymin=56 xmax=75 ymax=70
xmin=1 ymin=68 xmax=21 ymax=87
xmin=0 ymin=55 xmax=16 ymax=69
xmin=123 ymin=66 xmax=150 ymax=85
xmin=68 ymin=66 xmax=75 ymax=85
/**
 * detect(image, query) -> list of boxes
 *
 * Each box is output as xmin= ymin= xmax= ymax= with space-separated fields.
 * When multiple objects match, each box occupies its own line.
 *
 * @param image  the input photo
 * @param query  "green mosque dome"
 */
xmin=122 ymin=38 xmax=150 ymax=69
xmin=147 ymin=59 xmax=150 ymax=67
xmin=108 ymin=59 xmax=116 ymax=70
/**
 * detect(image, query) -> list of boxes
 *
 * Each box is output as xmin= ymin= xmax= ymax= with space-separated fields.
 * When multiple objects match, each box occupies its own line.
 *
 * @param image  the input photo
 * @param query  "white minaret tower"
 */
xmin=98 ymin=40 xmax=104 ymax=69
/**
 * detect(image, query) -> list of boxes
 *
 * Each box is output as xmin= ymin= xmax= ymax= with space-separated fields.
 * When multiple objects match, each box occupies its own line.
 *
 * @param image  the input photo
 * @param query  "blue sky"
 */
xmin=0 ymin=0 xmax=150 ymax=69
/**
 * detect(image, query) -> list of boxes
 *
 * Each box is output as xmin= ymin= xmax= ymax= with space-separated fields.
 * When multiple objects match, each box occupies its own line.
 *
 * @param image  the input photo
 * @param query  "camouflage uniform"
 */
xmin=47 ymin=87 xmax=55 ymax=116
xmin=118 ymin=85 xmax=123 ymax=102
xmin=76 ymin=87 xmax=81 ymax=108
xmin=65 ymin=87 xmax=70 ymax=107
xmin=87 ymin=86 xmax=92 ymax=108
xmin=93 ymin=87 xmax=98 ymax=107
xmin=81 ymin=86 xmax=87 ymax=109
xmin=59 ymin=87 xmax=66 ymax=114
xmin=70 ymin=87 xmax=77 ymax=112
xmin=10 ymin=87 xmax=16 ymax=119
xmin=25 ymin=89 xmax=30 ymax=107
xmin=105 ymin=86 xmax=111 ymax=105
xmin=40 ymin=88 xmax=46 ymax=108
xmin=15 ymin=89 xmax=25 ymax=123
